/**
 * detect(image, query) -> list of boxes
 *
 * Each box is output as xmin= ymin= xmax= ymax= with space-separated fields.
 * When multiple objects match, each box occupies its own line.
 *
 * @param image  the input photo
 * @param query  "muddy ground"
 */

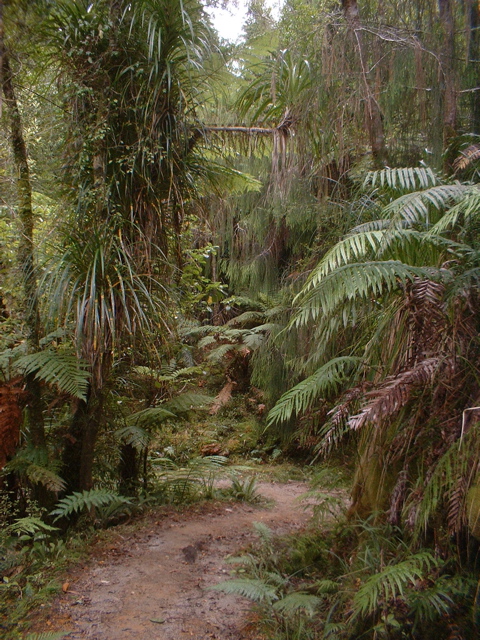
xmin=33 ymin=480 xmax=313 ymax=640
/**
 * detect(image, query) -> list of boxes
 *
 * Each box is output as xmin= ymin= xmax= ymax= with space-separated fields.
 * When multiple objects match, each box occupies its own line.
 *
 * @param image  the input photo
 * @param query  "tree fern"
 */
xmin=293 ymin=261 xmax=434 ymax=327
xmin=267 ymin=357 xmax=362 ymax=426
xmin=16 ymin=349 xmax=90 ymax=400
xmin=50 ymin=489 xmax=131 ymax=521
xmin=209 ymin=578 xmax=279 ymax=603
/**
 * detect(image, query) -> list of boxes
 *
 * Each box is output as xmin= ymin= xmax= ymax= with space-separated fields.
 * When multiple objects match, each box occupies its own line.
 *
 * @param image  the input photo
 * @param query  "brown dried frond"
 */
xmin=209 ymin=380 xmax=236 ymax=415
xmin=348 ymin=358 xmax=442 ymax=431
xmin=388 ymin=469 xmax=408 ymax=526
xmin=447 ymin=476 xmax=467 ymax=535
xmin=0 ymin=379 xmax=26 ymax=471
xmin=453 ymin=143 xmax=480 ymax=172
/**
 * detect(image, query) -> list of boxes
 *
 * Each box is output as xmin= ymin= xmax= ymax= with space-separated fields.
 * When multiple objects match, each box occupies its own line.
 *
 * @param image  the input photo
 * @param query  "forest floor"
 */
xmin=30 ymin=479 xmax=315 ymax=640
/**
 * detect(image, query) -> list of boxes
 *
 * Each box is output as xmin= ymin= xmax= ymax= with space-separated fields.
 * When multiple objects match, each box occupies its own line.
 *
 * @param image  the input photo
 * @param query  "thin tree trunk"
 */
xmin=0 ymin=5 xmax=45 ymax=451
xmin=439 ymin=0 xmax=457 ymax=171
xmin=467 ymin=0 xmax=480 ymax=134
xmin=341 ymin=0 xmax=387 ymax=168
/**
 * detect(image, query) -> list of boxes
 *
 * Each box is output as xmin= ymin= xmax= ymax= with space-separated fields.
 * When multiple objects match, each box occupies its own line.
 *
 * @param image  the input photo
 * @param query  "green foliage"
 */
xmin=267 ymin=357 xmax=361 ymax=426
xmin=50 ymin=489 xmax=131 ymax=521
xmin=351 ymin=551 xmax=440 ymax=618
xmin=16 ymin=349 xmax=90 ymax=400
xmin=210 ymin=578 xmax=279 ymax=603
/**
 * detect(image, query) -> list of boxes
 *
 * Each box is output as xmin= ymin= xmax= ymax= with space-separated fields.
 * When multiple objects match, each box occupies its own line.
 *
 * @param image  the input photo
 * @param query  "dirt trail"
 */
xmin=42 ymin=481 xmax=312 ymax=640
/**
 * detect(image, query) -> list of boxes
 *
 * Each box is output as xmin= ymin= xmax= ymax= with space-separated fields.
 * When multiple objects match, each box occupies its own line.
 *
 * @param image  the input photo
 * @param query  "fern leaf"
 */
xmin=51 ymin=489 xmax=131 ymax=521
xmin=207 ymin=343 xmax=238 ymax=362
xmin=348 ymin=358 xmax=442 ymax=431
xmin=352 ymin=551 xmax=439 ymax=618
xmin=272 ymin=592 xmax=321 ymax=616
xmin=267 ymin=357 xmax=361 ymax=426
xmin=209 ymin=578 xmax=278 ymax=603
xmin=9 ymin=516 xmax=58 ymax=536
xmin=24 ymin=464 xmax=66 ymax=492
xmin=127 ymin=407 xmax=176 ymax=427
xmin=429 ymin=185 xmax=480 ymax=234
xmin=16 ymin=350 xmax=90 ymax=400
xmin=364 ymin=167 xmax=438 ymax=191
xmin=294 ymin=261 xmax=434 ymax=327
xmin=116 ymin=424 xmax=151 ymax=450
xmin=163 ymin=392 xmax=214 ymax=413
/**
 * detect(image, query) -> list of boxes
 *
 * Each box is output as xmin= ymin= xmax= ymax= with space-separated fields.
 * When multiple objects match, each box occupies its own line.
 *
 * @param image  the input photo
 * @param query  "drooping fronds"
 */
xmin=266 ymin=357 xmax=362 ymax=426
xmin=348 ymin=358 xmax=443 ymax=432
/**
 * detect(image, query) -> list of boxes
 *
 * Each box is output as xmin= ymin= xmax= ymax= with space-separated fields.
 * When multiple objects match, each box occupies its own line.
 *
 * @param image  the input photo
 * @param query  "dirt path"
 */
xmin=41 ymin=481 xmax=312 ymax=640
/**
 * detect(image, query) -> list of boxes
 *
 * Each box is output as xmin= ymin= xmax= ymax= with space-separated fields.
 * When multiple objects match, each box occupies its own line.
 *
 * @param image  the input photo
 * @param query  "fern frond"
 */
xmin=51 ymin=489 xmax=131 ymax=521
xmin=429 ymin=185 xmax=480 ymax=235
xmin=207 ymin=343 xmax=238 ymax=362
xmin=364 ymin=167 xmax=438 ymax=191
xmin=273 ymin=592 xmax=321 ymax=616
xmin=453 ymin=143 xmax=480 ymax=172
xmin=294 ymin=262 xmax=433 ymax=326
xmin=267 ymin=357 xmax=362 ymax=426
xmin=352 ymin=551 xmax=439 ymax=618
xmin=226 ymin=311 xmax=265 ymax=327
xmin=348 ymin=358 xmax=442 ymax=431
xmin=209 ymin=578 xmax=279 ymax=603
xmin=162 ymin=392 xmax=214 ymax=413
xmin=16 ymin=350 xmax=90 ymax=400
xmin=381 ymin=184 xmax=464 ymax=226
xmin=24 ymin=464 xmax=66 ymax=492
xmin=8 ymin=516 xmax=58 ymax=536
xmin=127 ymin=407 xmax=176 ymax=427
xmin=116 ymin=425 xmax=151 ymax=450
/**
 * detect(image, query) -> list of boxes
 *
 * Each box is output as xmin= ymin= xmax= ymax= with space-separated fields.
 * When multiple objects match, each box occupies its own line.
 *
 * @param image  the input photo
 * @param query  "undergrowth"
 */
xmin=213 ymin=489 xmax=480 ymax=640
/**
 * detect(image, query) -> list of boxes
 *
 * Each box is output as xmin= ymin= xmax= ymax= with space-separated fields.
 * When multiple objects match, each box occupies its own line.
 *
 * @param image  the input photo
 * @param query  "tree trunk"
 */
xmin=1 ymin=4 xmax=46 ymax=451
xmin=467 ymin=0 xmax=480 ymax=134
xmin=438 ymin=0 xmax=457 ymax=171
xmin=341 ymin=0 xmax=387 ymax=168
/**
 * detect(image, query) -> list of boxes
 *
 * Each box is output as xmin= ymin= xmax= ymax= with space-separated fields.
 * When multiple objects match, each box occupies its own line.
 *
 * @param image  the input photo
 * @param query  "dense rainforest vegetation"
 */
xmin=1 ymin=0 xmax=480 ymax=637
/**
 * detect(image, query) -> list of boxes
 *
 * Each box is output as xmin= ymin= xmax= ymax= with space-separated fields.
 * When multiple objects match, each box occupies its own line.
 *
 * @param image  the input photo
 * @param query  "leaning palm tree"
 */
xmin=268 ymin=166 xmax=480 ymax=546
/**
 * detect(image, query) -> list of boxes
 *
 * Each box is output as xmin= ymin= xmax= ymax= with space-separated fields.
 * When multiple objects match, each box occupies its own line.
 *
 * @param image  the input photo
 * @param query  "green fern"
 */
xmin=209 ymin=578 xmax=279 ymax=603
xmin=352 ymin=551 xmax=440 ymax=618
xmin=127 ymin=406 xmax=176 ymax=426
xmin=162 ymin=392 xmax=214 ymax=413
xmin=8 ymin=517 xmax=58 ymax=536
xmin=16 ymin=349 xmax=90 ymax=400
xmin=272 ymin=592 xmax=321 ymax=616
xmin=50 ymin=489 xmax=131 ymax=521
xmin=267 ymin=357 xmax=361 ymax=426
xmin=364 ymin=167 xmax=438 ymax=191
